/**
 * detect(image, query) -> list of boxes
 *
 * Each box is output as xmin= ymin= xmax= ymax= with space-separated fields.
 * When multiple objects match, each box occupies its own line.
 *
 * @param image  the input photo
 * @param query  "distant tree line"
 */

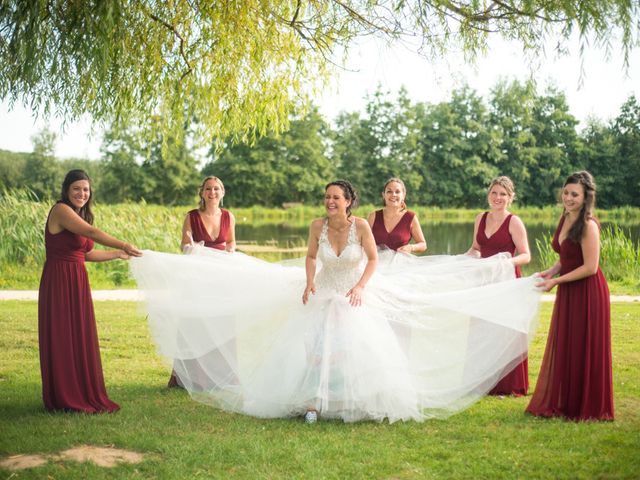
xmin=1 ymin=80 xmax=639 ymax=209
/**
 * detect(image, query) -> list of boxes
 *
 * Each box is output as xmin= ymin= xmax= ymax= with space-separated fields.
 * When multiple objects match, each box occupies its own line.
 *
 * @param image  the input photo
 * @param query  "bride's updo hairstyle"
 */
xmin=325 ymin=180 xmax=359 ymax=218
xmin=563 ymin=171 xmax=597 ymax=243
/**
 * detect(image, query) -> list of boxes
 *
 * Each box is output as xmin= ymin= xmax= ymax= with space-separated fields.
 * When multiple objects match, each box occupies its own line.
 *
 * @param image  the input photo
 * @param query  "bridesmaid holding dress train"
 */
xmin=368 ymin=177 xmax=427 ymax=253
xmin=467 ymin=176 xmax=531 ymax=396
xmin=527 ymin=171 xmax=613 ymax=421
xmin=39 ymin=169 xmax=141 ymax=413
xmin=167 ymin=175 xmax=236 ymax=388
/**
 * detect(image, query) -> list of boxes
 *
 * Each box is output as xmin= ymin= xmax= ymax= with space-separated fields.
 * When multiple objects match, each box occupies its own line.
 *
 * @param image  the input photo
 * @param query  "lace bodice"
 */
xmin=315 ymin=218 xmax=365 ymax=293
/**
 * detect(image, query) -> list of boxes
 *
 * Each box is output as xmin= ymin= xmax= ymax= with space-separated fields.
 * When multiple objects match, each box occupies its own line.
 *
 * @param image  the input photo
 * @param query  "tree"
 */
xmin=610 ymin=96 xmax=640 ymax=206
xmin=2 ymin=1 xmax=638 ymax=144
xmin=23 ymin=128 xmax=61 ymax=199
xmin=205 ymin=108 xmax=334 ymax=207
xmin=488 ymin=79 xmax=538 ymax=201
xmin=417 ymin=87 xmax=501 ymax=207
xmin=526 ymin=87 xmax=579 ymax=206
xmin=100 ymin=128 xmax=150 ymax=203
xmin=577 ymin=119 xmax=620 ymax=208
xmin=333 ymin=88 xmax=423 ymax=204
xmin=0 ymin=149 xmax=28 ymax=191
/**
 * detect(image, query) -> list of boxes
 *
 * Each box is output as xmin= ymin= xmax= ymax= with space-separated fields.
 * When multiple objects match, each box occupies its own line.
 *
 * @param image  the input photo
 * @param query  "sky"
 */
xmin=0 ymin=32 xmax=638 ymax=160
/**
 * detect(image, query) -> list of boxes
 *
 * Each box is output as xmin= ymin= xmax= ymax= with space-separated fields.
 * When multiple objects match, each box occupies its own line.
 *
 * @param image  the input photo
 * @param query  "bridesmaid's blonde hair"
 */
xmin=198 ymin=176 xmax=225 ymax=211
xmin=487 ymin=176 xmax=516 ymax=206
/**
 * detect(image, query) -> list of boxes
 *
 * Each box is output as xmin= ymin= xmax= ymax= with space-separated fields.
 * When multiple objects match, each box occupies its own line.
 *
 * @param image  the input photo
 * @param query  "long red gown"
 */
xmin=526 ymin=216 xmax=614 ymax=420
xmin=477 ymin=212 xmax=529 ymax=396
xmin=168 ymin=208 xmax=230 ymax=387
xmin=38 ymin=213 xmax=120 ymax=413
xmin=371 ymin=209 xmax=415 ymax=251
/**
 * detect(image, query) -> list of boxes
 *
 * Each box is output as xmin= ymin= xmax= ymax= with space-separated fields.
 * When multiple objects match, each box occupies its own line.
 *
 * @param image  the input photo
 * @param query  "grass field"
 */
xmin=1 ymin=301 xmax=638 ymax=479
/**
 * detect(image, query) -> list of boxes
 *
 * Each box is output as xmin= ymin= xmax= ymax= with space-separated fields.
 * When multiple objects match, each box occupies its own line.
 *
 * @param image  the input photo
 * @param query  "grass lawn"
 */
xmin=1 ymin=301 xmax=639 ymax=479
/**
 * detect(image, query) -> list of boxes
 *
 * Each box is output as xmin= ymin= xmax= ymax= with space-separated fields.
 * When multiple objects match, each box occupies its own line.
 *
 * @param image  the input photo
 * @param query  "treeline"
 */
xmin=1 ymin=80 xmax=639 ymax=208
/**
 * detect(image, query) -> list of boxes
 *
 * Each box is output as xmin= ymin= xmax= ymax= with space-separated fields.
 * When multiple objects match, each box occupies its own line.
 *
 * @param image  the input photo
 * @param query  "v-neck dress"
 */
xmin=371 ymin=209 xmax=415 ymax=251
xmin=476 ymin=211 xmax=528 ymax=396
xmin=526 ymin=216 xmax=613 ymax=420
xmin=188 ymin=208 xmax=230 ymax=249
xmin=38 ymin=208 xmax=120 ymax=413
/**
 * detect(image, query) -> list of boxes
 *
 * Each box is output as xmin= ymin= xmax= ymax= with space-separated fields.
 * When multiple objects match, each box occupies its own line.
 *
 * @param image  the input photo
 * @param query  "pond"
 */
xmin=236 ymin=220 xmax=640 ymax=275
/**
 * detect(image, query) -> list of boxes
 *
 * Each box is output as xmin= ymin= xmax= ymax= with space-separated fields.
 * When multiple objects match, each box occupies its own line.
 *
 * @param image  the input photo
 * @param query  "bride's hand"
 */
xmin=346 ymin=285 xmax=364 ymax=307
xmin=302 ymin=284 xmax=316 ymax=305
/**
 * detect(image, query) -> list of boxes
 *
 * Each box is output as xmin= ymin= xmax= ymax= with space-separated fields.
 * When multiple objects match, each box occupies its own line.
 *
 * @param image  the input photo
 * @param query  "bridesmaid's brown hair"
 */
xmin=563 ymin=171 xmax=596 ymax=243
xmin=59 ymin=169 xmax=94 ymax=225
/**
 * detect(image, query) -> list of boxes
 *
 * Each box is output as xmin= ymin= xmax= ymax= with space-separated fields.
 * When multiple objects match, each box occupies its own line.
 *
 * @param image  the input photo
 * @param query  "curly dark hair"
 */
xmin=325 ymin=180 xmax=359 ymax=217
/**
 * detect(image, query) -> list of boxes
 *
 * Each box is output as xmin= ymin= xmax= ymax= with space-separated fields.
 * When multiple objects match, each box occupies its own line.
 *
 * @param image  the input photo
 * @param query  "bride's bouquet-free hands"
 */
xmin=345 ymin=284 xmax=364 ymax=307
xmin=302 ymin=283 xmax=316 ymax=305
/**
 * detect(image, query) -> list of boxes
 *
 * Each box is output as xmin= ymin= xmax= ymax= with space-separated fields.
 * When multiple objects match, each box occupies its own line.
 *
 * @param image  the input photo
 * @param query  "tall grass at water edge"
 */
xmin=536 ymin=225 xmax=640 ymax=289
xmin=1 ymin=190 xmax=639 ymax=290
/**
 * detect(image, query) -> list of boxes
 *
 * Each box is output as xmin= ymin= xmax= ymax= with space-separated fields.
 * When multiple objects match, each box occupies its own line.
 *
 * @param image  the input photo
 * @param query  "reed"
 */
xmin=534 ymin=226 xmax=639 ymax=288
xmin=1 ymin=190 xmax=638 ymax=290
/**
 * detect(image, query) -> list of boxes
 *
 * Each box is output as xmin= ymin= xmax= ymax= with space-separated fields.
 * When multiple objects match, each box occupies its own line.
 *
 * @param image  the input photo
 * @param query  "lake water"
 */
xmin=237 ymin=221 xmax=640 ymax=275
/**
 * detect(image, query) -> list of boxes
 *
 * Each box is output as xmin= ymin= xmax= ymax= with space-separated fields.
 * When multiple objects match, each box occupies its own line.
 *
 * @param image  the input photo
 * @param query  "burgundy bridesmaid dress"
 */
xmin=167 ymin=208 xmax=230 ymax=387
xmin=38 ymin=215 xmax=120 ymax=413
xmin=476 ymin=212 xmax=529 ymax=396
xmin=526 ymin=216 xmax=613 ymax=420
xmin=371 ymin=209 xmax=415 ymax=251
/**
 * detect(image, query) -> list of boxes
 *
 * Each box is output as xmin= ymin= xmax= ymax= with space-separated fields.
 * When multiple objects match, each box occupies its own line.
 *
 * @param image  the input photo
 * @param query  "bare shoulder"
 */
xmin=309 ymin=218 xmax=325 ymax=232
xmin=585 ymin=218 xmax=600 ymax=235
xmin=50 ymin=202 xmax=73 ymax=219
xmin=353 ymin=216 xmax=372 ymax=232
xmin=509 ymin=214 xmax=526 ymax=229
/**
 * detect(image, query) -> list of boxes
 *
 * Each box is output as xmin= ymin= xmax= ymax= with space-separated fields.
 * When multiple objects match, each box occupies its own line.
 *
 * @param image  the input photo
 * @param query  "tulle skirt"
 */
xmin=130 ymin=248 xmax=541 ymax=422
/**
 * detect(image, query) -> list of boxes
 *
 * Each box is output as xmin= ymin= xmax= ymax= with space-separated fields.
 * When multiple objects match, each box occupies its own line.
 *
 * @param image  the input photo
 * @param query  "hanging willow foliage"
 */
xmin=0 ymin=1 xmax=638 ymax=146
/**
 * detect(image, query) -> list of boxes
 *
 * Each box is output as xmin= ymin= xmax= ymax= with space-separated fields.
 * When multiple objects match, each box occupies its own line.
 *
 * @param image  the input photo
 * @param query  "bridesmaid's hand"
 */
xmin=536 ymin=277 xmax=558 ymax=292
xmin=397 ymin=244 xmax=413 ymax=254
xmin=346 ymin=285 xmax=364 ymax=307
xmin=537 ymin=269 xmax=554 ymax=280
xmin=123 ymin=243 xmax=143 ymax=257
xmin=302 ymin=284 xmax=316 ymax=305
xmin=116 ymin=250 xmax=131 ymax=260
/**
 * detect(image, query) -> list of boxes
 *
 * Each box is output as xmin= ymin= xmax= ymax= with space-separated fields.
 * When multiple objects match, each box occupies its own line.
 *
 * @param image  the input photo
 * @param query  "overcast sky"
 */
xmin=1 ymin=32 xmax=638 ymax=160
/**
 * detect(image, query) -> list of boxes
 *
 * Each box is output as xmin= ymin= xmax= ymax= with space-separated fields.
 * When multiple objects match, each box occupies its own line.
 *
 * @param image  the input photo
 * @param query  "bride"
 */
xmin=131 ymin=180 xmax=541 ymax=423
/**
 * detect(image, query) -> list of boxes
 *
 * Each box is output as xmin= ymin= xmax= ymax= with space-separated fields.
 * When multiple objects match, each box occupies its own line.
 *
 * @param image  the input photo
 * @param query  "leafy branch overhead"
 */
xmin=1 ymin=1 xmax=638 ymax=143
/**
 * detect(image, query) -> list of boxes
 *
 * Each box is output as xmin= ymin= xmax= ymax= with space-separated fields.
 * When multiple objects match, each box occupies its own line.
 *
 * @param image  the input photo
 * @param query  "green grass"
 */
xmin=1 ymin=301 xmax=639 ymax=479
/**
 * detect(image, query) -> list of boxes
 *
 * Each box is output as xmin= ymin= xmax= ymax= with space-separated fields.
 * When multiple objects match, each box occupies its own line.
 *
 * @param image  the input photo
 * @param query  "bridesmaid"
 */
xmin=39 ymin=169 xmax=141 ymax=413
xmin=527 ymin=171 xmax=613 ymax=421
xmin=168 ymin=175 xmax=236 ymax=388
xmin=180 ymin=176 xmax=236 ymax=253
xmin=367 ymin=177 xmax=427 ymax=253
xmin=466 ymin=176 xmax=531 ymax=396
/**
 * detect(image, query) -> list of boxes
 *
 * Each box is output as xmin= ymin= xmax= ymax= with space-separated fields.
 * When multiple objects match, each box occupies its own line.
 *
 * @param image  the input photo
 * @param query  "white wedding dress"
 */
xmin=130 ymin=219 xmax=541 ymax=423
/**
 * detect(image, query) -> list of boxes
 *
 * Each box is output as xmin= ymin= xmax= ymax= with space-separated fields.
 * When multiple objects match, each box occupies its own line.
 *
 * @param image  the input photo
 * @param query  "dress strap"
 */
xmin=348 ymin=218 xmax=358 ymax=244
xmin=319 ymin=218 xmax=329 ymax=243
